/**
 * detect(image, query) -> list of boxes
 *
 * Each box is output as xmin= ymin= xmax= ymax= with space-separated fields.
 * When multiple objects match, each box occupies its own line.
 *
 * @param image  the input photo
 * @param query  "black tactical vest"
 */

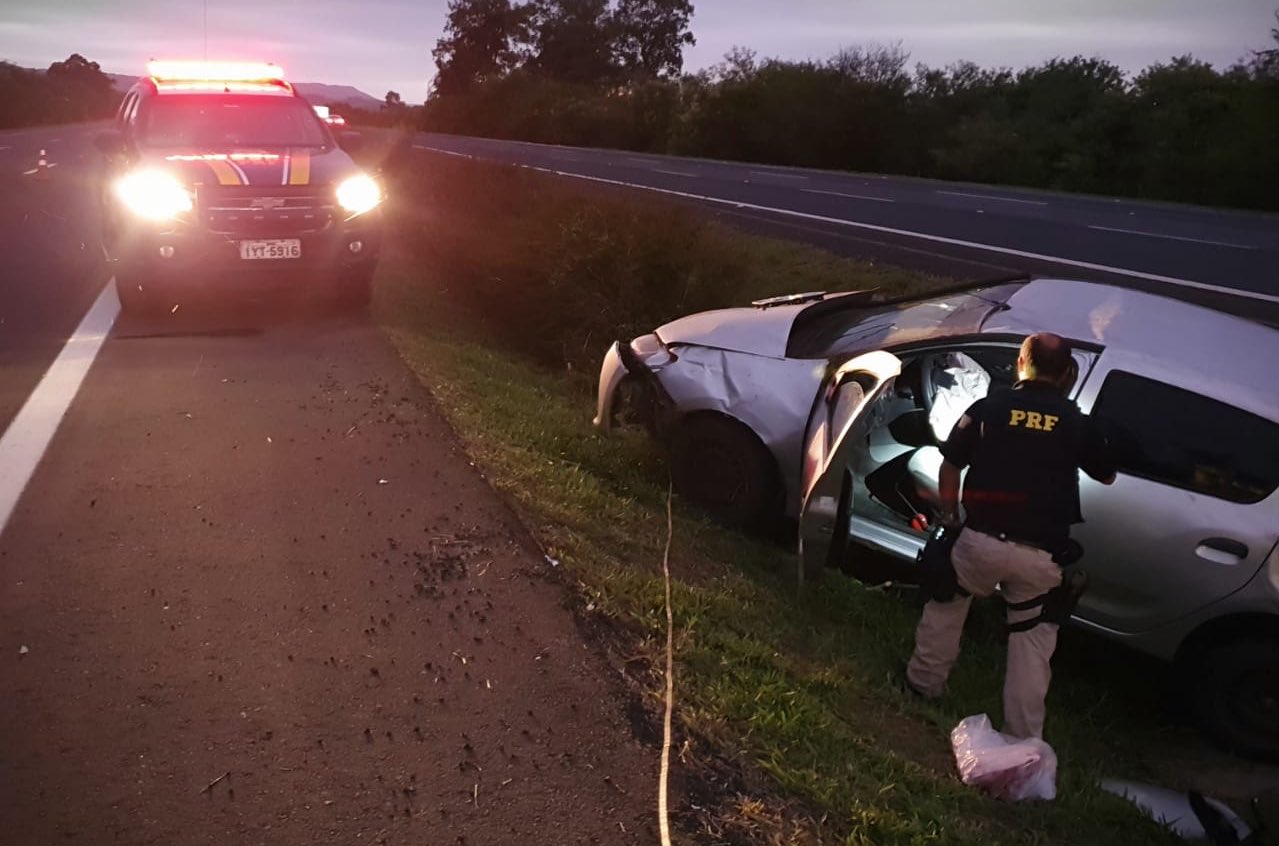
xmin=960 ymin=382 xmax=1089 ymax=546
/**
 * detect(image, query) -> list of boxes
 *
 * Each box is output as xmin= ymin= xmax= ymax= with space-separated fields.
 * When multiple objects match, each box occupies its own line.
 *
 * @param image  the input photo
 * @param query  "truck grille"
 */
xmin=199 ymin=186 xmax=336 ymax=237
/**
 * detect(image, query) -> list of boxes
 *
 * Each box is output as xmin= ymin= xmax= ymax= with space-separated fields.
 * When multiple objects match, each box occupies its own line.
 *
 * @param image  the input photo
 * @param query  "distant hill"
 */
xmin=291 ymin=83 xmax=382 ymax=110
xmin=104 ymin=72 xmax=382 ymax=110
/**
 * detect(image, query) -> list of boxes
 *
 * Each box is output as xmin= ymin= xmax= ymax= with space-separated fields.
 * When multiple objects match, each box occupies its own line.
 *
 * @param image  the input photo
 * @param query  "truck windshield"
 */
xmin=140 ymin=95 xmax=330 ymax=148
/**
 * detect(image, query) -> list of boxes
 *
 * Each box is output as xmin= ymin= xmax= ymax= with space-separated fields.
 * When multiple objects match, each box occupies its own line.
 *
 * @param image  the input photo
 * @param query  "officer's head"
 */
xmin=1018 ymin=333 xmax=1074 ymax=390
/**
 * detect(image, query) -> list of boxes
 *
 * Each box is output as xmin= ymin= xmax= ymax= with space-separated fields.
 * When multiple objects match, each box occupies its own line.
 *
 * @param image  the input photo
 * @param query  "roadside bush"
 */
xmin=423 ymin=42 xmax=1279 ymax=210
xmin=0 ymin=55 xmax=116 ymax=129
xmin=384 ymin=154 xmax=934 ymax=371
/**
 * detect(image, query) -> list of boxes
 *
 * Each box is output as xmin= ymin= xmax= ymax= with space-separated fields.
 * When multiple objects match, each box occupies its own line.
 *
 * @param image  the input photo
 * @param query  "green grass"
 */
xmin=371 ymin=156 xmax=1193 ymax=845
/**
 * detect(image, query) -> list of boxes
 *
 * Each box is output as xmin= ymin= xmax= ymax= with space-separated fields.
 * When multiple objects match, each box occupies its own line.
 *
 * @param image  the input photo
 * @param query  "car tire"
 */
xmin=669 ymin=416 xmax=778 ymax=530
xmin=1185 ymin=637 xmax=1279 ymax=762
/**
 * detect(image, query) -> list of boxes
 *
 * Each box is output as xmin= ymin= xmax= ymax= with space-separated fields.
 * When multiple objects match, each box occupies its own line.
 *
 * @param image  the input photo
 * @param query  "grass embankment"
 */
xmin=371 ymin=150 xmax=1189 ymax=845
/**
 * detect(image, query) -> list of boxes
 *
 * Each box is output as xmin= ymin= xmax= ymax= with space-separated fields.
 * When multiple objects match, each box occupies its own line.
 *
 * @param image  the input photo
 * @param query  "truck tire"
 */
xmin=116 ymin=277 xmax=169 ymax=317
xmin=334 ymin=266 xmax=373 ymax=310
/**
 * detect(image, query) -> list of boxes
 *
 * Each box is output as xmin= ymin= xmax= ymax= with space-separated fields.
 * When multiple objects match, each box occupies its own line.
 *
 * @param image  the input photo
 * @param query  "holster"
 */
xmin=1006 ymin=568 xmax=1090 ymax=633
xmin=917 ymin=525 xmax=968 ymax=603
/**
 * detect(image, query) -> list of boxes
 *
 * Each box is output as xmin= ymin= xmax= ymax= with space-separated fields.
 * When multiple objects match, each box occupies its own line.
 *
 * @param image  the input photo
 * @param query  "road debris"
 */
xmin=200 ymin=771 xmax=229 ymax=794
xmin=18 ymin=645 xmax=29 ymax=655
xmin=544 ymin=555 xmax=560 ymax=567
xmin=378 ymin=479 xmax=389 ymax=485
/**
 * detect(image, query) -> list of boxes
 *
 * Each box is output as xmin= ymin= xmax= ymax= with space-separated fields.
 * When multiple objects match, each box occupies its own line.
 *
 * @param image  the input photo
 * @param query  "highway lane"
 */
xmin=0 ymin=123 xmax=107 ymax=433
xmin=0 ymin=126 xmax=656 ymax=843
xmin=416 ymin=133 xmax=1279 ymax=321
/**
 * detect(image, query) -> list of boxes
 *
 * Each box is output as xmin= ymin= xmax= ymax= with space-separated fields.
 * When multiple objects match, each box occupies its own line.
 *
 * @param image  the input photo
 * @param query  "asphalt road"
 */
xmin=0 ymin=125 xmax=107 ymax=434
xmin=0 ymin=126 xmax=657 ymax=844
xmin=416 ymin=133 xmax=1279 ymax=324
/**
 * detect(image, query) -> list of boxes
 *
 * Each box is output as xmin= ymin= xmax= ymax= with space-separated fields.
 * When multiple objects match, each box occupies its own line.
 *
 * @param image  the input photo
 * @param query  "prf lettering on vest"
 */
xmin=1009 ymin=409 xmax=1060 ymax=431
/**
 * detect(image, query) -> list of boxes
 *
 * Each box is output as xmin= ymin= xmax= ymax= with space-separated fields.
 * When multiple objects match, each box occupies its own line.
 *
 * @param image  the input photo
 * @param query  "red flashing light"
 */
xmin=154 ymin=80 xmax=292 ymax=94
xmin=147 ymin=60 xmax=287 ymax=83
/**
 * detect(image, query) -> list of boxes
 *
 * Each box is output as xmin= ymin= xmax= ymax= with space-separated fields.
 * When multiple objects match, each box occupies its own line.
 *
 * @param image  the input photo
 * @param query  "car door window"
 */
xmin=1092 ymin=370 xmax=1279 ymax=504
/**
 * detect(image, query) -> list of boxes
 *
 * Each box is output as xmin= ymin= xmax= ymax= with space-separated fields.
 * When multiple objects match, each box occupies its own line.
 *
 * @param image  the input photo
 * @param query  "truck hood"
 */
xmin=140 ymin=144 xmax=359 ymax=189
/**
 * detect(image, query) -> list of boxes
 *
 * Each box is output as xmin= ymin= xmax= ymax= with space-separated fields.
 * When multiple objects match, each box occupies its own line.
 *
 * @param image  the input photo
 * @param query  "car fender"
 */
xmin=653 ymin=346 xmax=826 ymax=514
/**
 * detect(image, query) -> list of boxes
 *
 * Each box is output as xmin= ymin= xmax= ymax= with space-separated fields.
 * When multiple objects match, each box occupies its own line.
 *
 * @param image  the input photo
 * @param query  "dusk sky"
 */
xmin=2 ymin=0 xmax=1275 ymax=103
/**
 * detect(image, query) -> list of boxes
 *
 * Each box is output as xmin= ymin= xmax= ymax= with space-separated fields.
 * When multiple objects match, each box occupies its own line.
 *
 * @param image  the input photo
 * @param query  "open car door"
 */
xmin=798 ymin=350 xmax=902 ymax=589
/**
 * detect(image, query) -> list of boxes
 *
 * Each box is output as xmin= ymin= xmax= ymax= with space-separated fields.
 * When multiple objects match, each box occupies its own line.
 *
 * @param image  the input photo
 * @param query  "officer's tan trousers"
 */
xmin=906 ymin=528 xmax=1064 ymax=739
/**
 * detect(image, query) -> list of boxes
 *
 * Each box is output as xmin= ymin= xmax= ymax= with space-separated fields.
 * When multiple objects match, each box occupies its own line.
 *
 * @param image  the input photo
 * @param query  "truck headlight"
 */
xmin=336 ymin=174 xmax=381 ymax=215
xmin=114 ymin=170 xmax=193 ymax=221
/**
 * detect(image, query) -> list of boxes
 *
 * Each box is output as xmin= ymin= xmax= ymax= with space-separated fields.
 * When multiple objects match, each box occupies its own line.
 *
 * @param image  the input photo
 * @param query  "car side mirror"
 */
xmin=337 ymin=131 xmax=364 ymax=153
xmin=94 ymin=130 xmax=125 ymax=156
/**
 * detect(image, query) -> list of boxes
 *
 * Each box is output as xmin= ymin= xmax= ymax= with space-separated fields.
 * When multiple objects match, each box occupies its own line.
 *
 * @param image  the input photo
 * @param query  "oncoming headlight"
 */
xmin=336 ymin=173 xmax=382 ymax=216
xmin=114 ymin=170 xmax=193 ymax=221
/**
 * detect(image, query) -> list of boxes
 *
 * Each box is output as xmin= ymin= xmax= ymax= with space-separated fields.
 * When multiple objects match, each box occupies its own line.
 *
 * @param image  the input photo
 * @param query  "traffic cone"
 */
xmin=35 ymin=149 xmax=50 ymax=181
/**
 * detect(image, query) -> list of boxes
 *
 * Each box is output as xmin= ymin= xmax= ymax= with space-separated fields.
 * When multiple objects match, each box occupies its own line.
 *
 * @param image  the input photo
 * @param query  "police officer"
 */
xmin=905 ymin=332 xmax=1116 ymax=739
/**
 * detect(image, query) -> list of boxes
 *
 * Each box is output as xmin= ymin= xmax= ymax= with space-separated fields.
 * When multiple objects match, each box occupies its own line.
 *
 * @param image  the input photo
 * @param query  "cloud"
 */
xmin=1 ymin=0 xmax=1272 ymax=98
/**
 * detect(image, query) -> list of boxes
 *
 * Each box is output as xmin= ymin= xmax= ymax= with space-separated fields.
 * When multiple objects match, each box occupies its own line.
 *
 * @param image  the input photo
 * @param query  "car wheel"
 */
xmin=1186 ymin=637 xmax=1279 ymax=762
xmin=669 ymin=416 xmax=778 ymax=529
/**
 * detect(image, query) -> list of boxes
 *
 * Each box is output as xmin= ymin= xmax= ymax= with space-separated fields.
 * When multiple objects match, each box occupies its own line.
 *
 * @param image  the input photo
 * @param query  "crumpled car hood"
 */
xmin=656 ymin=303 xmax=810 ymax=358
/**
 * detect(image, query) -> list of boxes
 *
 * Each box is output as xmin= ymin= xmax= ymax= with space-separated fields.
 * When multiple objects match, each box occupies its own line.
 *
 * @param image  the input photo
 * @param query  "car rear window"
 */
xmin=140 ymin=95 xmax=329 ymax=148
xmin=1092 ymin=370 xmax=1279 ymax=504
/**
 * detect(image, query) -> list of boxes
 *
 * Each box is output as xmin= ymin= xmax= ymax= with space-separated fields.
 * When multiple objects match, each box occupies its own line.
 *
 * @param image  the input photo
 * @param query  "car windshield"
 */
xmin=140 ymin=95 xmax=330 ymax=148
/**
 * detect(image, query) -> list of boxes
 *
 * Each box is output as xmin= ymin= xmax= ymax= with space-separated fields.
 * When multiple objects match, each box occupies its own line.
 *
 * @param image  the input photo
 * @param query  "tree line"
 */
xmin=0 ymin=54 xmax=118 ymax=129
xmin=424 ymin=3 xmax=1279 ymax=211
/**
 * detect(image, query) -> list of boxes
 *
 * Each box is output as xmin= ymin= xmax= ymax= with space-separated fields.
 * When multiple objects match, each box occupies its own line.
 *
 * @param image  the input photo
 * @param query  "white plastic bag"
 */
xmin=950 ymin=714 xmax=1057 ymax=801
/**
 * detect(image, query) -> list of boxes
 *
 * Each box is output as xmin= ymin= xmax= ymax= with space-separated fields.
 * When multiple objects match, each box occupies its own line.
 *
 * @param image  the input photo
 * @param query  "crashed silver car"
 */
xmin=594 ymin=277 xmax=1279 ymax=759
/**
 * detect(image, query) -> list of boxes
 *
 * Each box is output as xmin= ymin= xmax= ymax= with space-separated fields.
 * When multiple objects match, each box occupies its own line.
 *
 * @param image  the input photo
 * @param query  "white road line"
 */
xmin=0 ymin=279 xmax=120 ymax=537
xmin=626 ymin=156 xmax=661 ymax=166
xmin=1087 ymin=224 xmax=1257 ymax=251
xmin=938 ymin=190 xmax=1049 ymax=206
xmin=409 ymin=148 xmax=1275 ymax=305
xmin=653 ymin=168 xmax=700 ymax=178
xmin=0 ymin=145 xmax=11 ymax=151
xmin=750 ymin=170 xmax=808 ymax=182
xmin=413 ymin=145 xmax=474 ymax=160
xmin=803 ymin=188 xmax=895 ymax=203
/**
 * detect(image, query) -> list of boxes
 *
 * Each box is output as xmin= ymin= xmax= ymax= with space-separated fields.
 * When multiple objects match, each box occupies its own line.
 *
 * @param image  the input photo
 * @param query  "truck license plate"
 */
xmin=239 ymin=239 xmax=301 ymax=260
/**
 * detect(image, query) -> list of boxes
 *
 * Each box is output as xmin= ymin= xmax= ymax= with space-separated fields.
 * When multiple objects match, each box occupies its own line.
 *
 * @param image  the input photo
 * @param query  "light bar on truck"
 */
xmin=146 ymin=60 xmax=287 ymax=84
